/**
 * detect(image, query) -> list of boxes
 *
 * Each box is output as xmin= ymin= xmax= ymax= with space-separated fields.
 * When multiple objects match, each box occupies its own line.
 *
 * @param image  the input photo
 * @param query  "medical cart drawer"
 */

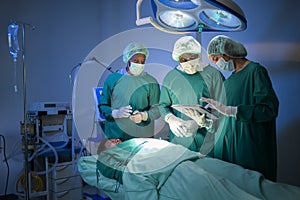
xmin=50 ymin=161 xmax=79 ymax=179
xmin=50 ymin=175 xmax=82 ymax=192
xmin=50 ymin=187 xmax=82 ymax=200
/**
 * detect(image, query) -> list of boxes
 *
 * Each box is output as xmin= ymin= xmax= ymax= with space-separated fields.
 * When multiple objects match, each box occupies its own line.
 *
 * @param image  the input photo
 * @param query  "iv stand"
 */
xmin=13 ymin=20 xmax=35 ymax=200
xmin=21 ymin=22 xmax=30 ymax=200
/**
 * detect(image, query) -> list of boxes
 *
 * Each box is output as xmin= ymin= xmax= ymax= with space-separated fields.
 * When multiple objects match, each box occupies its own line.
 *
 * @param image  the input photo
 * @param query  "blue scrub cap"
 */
xmin=172 ymin=36 xmax=201 ymax=61
xmin=207 ymin=35 xmax=247 ymax=58
xmin=123 ymin=42 xmax=149 ymax=63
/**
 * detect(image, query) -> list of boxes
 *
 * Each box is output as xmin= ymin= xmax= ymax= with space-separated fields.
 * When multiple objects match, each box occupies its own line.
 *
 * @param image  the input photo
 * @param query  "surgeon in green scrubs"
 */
xmin=159 ymin=36 xmax=225 ymax=154
xmin=201 ymin=35 xmax=279 ymax=181
xmin=99 ymin=42 xmax=160 ymax=141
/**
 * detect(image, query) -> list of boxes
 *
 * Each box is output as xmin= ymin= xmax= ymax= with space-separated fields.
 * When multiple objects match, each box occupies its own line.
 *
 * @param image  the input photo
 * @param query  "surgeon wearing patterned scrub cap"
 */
xmin=159 ymin=36 xmax=225 ymax=155
xmin=99 ymin=42 xmax=161 ymax=142
xmin=201 ymin=35 xmax=279 ymax=181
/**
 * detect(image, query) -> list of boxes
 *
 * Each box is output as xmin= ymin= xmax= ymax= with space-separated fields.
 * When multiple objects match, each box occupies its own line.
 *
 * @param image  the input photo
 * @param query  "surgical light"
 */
xmin=136 ymin=0 xmax=247 ymax=34
xmin=158 ymin=10 xmax=197 ymax=29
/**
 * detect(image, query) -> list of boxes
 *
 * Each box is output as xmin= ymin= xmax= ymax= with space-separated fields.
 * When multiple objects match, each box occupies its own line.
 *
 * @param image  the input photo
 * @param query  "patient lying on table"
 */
xmin=78 ymin=138 xmax=300 ymax=200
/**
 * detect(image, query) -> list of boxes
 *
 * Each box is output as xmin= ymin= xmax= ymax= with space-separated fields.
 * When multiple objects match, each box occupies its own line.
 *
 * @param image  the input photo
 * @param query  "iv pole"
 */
xmin=10 ymin=20 xmax=35 ymax=200
xmin=22 ymin=22 xmax=30 ymax=200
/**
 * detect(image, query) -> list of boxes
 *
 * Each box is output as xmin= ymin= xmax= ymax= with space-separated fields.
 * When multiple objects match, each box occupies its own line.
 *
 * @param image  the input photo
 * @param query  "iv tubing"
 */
xmin=13 ymin=59 xmax=18 ymax=93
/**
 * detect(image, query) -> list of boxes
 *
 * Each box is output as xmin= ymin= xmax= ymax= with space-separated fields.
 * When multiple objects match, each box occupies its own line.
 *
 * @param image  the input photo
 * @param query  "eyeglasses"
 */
xmin=179 ymin=54 xmax=199 ymax=63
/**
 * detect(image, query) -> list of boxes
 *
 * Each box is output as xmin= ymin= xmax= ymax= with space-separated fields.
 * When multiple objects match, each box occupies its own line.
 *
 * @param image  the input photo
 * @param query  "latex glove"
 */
xmin=200 ymin=97 xmax=237 ymax=117
xmin=183 ymin=108 xmax=211 ymax=128
xmin=165 ymin=113 xmax=198 ymax=137
xmin=184 ymin=120 xmax=199 ymax=137
xmin=112 ymin=105 xmax=132 ymax=118
xmin=130 ymin=110 xmax=148 ymax=123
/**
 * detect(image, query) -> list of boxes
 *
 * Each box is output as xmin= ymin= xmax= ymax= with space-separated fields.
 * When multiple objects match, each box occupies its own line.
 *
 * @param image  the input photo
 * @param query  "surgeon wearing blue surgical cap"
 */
xmin=202 ymin=35 xmax=279 ymax=181
xmin=99 ymin=42 xmax=160 ymax=142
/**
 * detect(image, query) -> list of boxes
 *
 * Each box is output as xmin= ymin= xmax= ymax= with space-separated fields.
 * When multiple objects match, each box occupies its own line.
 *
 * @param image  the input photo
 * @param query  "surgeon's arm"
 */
xmin=99 ymin=73 xmax=121 ymax=121
xmin=158 ymin=84 xmax=174 ymax=121
xmin=130 ymin=80 xmax=161 ymax=126
xmin=146 ymin=80 xmax=161 ymax=121
xmin=237 ymin=67 xmax=279 ymax=122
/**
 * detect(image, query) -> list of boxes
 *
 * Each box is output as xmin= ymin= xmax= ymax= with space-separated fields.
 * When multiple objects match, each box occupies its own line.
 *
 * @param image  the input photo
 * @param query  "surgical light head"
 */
xmin=172 ymin=36 xmax=201 ymax=61
xmin=123 ymin=42 xmax=149 ymax=63
xmin=136 ymin=0 xmax=247 ymax=34
xmin=207 ymin=35 xmax=247 ymax=58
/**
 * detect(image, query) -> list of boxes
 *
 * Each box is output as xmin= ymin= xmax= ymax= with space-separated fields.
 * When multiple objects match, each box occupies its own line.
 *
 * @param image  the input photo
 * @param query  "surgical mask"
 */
xmin=180 ymin=58 xmax=202 ymax=74
xmin=129 ymin=62 xmax=145 ymax=76
xmin=216 ymin=57 xmax=234 ymax=72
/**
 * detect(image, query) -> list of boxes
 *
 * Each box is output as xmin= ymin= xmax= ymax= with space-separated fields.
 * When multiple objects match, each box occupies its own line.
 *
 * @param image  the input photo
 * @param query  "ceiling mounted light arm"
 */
xmin=136 ymin=0 xmax=193 ymax=34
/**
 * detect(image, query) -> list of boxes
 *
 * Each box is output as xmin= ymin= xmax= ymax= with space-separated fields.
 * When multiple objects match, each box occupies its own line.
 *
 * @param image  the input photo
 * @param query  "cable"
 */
xmin=87 ymin=57 xmax=114 ymax=73
xmin=30 ymin=136 xmax=59 ymax=175
xmin=0 ymin=134 xmax=9 ymax=197
xmin=13 ymin=59 xmax=18 ymax=93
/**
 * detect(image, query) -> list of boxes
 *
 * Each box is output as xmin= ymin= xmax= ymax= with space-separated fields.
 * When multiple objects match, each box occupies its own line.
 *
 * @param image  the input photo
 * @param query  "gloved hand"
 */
xmin=112 ymin=105 xmax=132 ymax=118
xmin=165 ymin=113 xmax=198 ymax=137
xmin=183 ymin=108 xmax=212 ymax=128
xmin=129 ymin=110 xmax=148 ymax=123
xmin=184 ymin=120 xmax=199 ymax=137
xmin=200 ymin=97 xmax=237 ymax=117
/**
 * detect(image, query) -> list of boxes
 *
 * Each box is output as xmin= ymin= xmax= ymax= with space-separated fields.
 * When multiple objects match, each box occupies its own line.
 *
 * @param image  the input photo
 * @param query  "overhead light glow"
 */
xmin=199 ymin=9 xmax=242 ymax=30
xmin=158 ymin=10 xmax=197 ymax=29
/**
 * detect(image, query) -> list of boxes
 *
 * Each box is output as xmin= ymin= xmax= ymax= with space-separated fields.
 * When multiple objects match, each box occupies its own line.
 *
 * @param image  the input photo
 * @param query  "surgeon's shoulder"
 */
xmin=202 ymin=64 xmax=225 ymax=78
xmin=203 ymin=64 xmax=220 ymax=73
xmin=245 ymin=61 xmax=268 ymax=73
xmin=142 ymin=72 xmax=159 ymax=83
xmin=163 ymin=68 xmax=181 ymax=80
xmin=105 ymin=72 xmax=122 ymax=83
xmin=248 ymin=62 xmax=272 ymax=78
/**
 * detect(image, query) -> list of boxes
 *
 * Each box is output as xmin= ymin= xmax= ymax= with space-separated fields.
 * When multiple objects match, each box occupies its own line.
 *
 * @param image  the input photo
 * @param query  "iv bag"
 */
xmin=8 ymin=23 xmax=20 ymax=61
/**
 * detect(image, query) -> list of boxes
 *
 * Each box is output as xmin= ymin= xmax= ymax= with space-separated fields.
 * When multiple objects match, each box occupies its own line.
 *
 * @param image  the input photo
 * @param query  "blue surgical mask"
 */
xmin=216 ymin=57 xmax=234 ymax=72
xmin=129 ymin=62 xmax=145 ymax=76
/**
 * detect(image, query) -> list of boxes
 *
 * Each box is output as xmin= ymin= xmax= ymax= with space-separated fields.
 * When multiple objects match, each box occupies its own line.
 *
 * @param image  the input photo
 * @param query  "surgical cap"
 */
xmin=172 ymin=36 xmax=201 ymax=61
xmin=207 ymin=35 xmax=247 ymax=58
xmin=123 ymin=42 xmax=149 ymax=63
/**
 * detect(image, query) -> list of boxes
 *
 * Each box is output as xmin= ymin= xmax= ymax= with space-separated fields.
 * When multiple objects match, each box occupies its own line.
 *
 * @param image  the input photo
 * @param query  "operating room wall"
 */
xmin=0 ymin=0 xmax=299 ymax=195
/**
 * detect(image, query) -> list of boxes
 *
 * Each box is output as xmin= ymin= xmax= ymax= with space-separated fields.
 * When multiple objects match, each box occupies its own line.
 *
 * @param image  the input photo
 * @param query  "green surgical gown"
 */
xmin=214 ymin=61 xmax=279 ymax=181
xmin=159 ymin=65 xmax=225 ymax=152
xmin=99 ymin=71 xmax=160 ymax=141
